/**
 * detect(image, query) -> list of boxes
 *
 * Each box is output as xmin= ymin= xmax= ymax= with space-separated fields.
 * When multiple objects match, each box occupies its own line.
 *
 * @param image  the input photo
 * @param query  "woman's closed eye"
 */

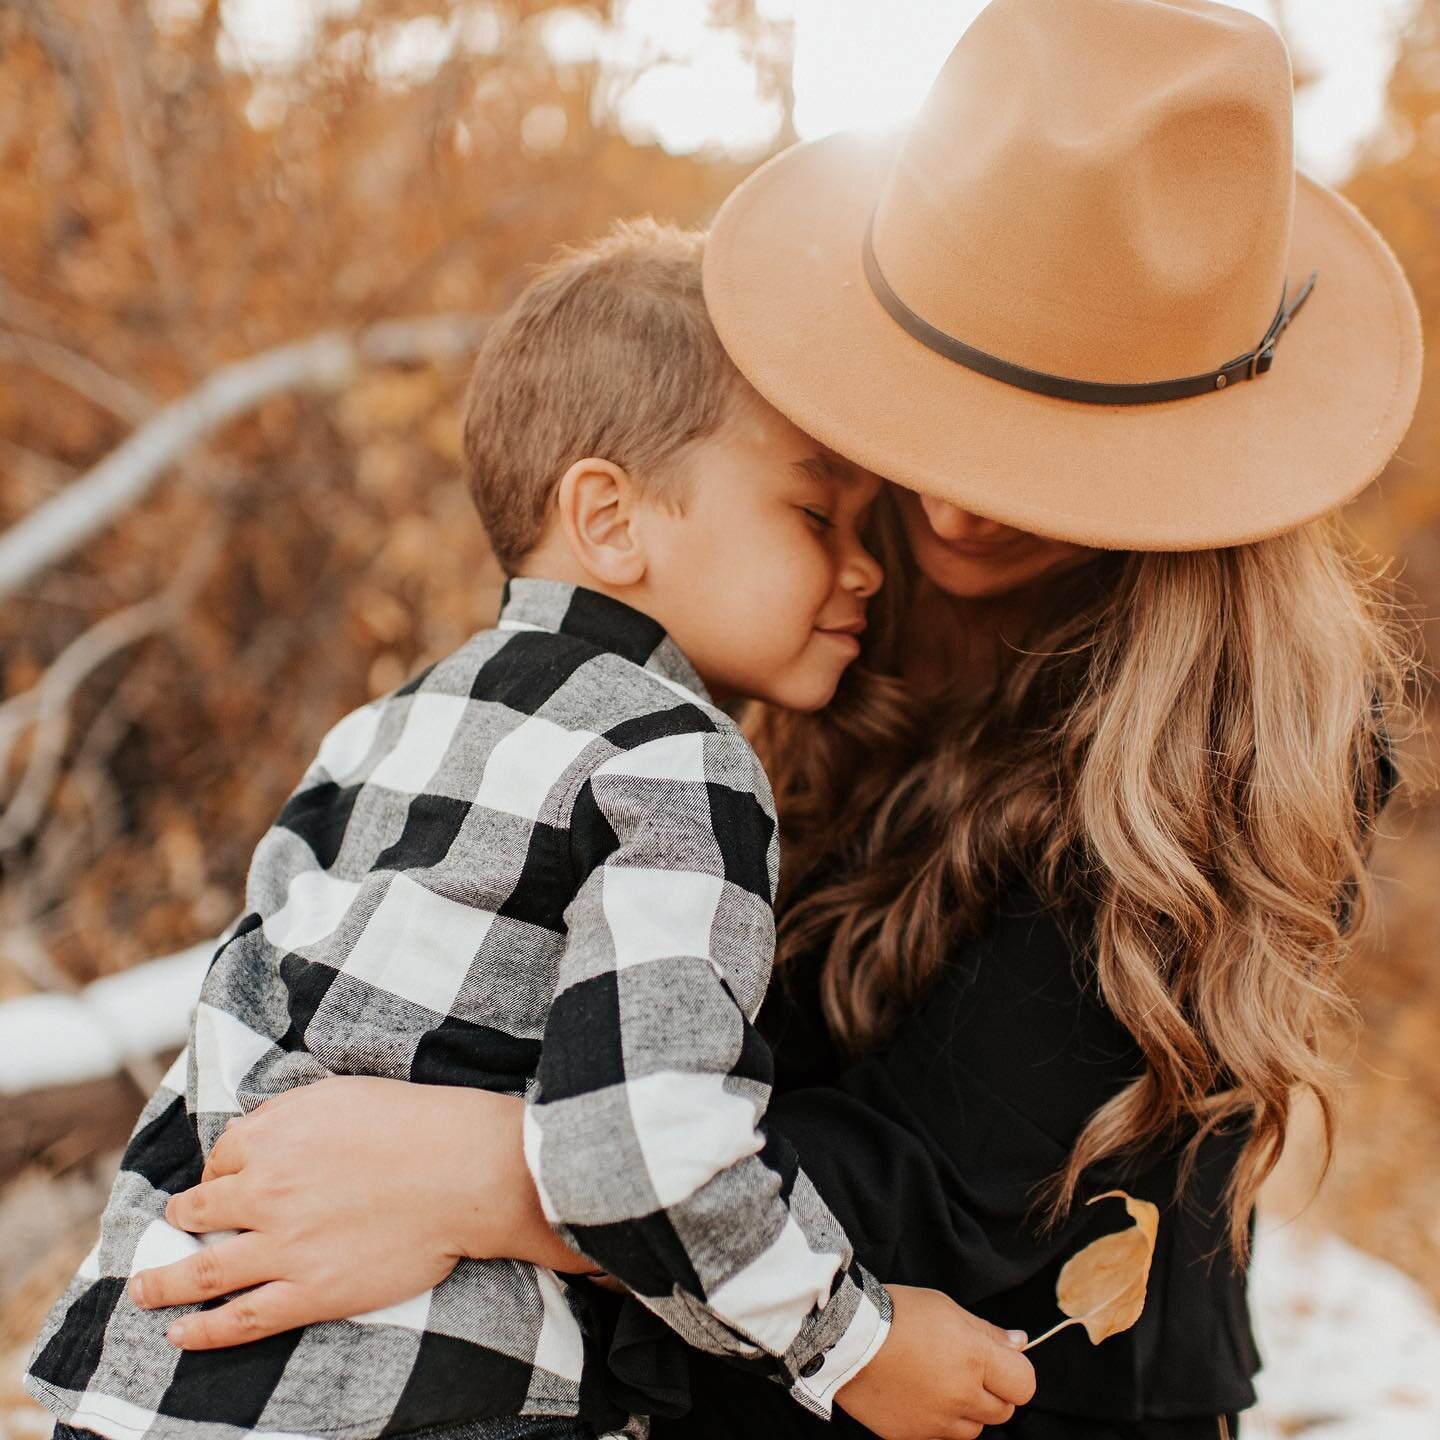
xmin=801 ymin=506 xmax=836 ymax=530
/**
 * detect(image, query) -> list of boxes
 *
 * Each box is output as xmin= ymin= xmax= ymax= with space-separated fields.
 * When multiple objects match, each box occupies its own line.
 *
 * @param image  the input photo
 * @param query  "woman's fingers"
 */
xmin=162 ymin=1281 xmax=305 ymax=1351
xmin=130 ymin=1231 xmax=277 ymax=1310
xmin=165 ymin=1174 xmax=251 ymax=1234
xmin=195 ymin=1082 xmax=355 ymax=1184
xmin=200 ymin=1120 xmax=250 ymax=1184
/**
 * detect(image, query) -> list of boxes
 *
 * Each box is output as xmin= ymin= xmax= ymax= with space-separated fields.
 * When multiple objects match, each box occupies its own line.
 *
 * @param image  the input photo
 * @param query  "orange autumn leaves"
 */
xmin=1024 ymin=1191 xmax=1159 ymax=1351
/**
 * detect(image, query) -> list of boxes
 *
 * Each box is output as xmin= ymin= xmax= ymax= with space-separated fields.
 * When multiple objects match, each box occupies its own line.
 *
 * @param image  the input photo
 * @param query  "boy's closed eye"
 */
xmin=790 ymin=455 xmax=848 ymax=528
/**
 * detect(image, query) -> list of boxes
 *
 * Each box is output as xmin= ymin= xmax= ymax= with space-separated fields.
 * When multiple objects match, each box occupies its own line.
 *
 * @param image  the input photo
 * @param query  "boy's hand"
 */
xmin=835 ymin=1284 xmax=1035 ymax=1440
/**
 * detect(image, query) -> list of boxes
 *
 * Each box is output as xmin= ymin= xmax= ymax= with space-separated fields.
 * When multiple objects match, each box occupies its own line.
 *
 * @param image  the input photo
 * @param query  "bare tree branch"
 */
xmin=0 ymin=436 xmax=80 ymax=495
xmin=0 ymin=314 xmax=488 ymax=600
xmin=0 ymin=597 xmax=171 ymax=850
xmin=0 ymin=519 xmax=225 ymax=854
xmin=8 ymin=0 xmax=95 ymax=139
xmin=86 ymin=0 xmax=199 ymax=368
xmin=0 ymin=328 xmax=156 ymax=424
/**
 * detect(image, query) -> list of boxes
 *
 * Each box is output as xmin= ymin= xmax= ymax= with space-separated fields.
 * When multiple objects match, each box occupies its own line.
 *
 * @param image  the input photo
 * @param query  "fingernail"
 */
xmin=167 ymin=1322 xmax=187 ymax=1347
xmin=129 ymin=1276 xmax=147 ymax=1306
xmin=1007 ymin=1330 xmax=1028 ymax=1346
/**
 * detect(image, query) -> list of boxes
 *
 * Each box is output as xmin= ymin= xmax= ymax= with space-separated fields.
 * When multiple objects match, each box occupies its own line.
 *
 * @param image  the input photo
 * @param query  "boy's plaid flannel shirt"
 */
xmin=26 ymin=579 xmax=891 ymax=1440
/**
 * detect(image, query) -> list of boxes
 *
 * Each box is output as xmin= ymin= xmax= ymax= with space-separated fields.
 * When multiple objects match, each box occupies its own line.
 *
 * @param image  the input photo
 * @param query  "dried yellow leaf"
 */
xmin=1024 ymin=1190 xmax=1159 ymax=1351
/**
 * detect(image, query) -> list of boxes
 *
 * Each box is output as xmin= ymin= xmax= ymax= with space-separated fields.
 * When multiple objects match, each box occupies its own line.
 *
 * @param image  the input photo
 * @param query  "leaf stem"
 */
xmin=1020 ymin=1317 xmax=1081 ymax=1352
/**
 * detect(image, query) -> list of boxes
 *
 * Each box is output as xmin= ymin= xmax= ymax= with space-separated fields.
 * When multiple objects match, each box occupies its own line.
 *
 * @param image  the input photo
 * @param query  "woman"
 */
xmin=129 ymin=1 xmax=1423 ymax=1436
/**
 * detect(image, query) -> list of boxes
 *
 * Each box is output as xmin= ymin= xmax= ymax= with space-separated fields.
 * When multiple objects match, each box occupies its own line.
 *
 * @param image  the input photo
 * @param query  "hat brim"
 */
xmin=703 ymin=132 xmax=1423 ymax=550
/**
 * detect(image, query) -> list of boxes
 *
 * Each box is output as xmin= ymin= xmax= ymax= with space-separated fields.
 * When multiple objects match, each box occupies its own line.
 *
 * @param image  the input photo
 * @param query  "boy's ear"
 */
xmin=555 ymin=457 xmax=648 ymax=588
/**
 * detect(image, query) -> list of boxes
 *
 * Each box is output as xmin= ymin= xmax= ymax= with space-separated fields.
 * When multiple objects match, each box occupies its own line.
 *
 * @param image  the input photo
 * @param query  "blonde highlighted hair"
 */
xmin=751 ymin=501 xmax=1414 ymax=1255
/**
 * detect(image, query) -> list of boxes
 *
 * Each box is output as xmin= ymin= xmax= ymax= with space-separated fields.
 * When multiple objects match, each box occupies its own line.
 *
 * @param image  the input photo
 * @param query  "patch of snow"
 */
xmin=0 ymin=995 xmax=123 ymax=1093
xmin=84 ymin=948 xmax=214 ymax=1061
xmin=0 ymin=943 xmax=211 ymax=1095
xmin=1250 ymin=1225 xmax=1440 ymax=1436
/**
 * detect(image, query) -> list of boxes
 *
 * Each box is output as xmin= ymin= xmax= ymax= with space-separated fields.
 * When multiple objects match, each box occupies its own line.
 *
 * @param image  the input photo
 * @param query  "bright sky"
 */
xmin=783 ymin=0 xmax=1423 ymax=183
xmin=206 ymin=0 xmax=1423 ymax=185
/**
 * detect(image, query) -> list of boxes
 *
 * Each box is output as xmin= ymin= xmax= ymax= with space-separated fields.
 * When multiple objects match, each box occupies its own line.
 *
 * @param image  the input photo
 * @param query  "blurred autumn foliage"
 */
xmin=1275 ymin=0 xmax=1440 ymax=1305
xmin=0 ymin=0 xmax=778 ymax=987
xmin=0 ymin=0 xmax=1438 ymax=1386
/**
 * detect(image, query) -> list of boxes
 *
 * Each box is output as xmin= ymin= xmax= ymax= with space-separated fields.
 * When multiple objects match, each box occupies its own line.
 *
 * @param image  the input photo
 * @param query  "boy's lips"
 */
xmin=815 ymin=617 xmax=867 ymax=657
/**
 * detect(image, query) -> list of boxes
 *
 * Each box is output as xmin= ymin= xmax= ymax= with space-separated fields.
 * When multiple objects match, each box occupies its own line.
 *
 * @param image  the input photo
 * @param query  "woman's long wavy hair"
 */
xmin=749 ymin=497 xmax=1416 ymax=1256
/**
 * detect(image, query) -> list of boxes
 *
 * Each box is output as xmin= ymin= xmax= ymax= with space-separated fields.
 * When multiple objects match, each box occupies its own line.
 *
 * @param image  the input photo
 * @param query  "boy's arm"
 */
xmin=523 ymin=723 xmax=891 ymax=1419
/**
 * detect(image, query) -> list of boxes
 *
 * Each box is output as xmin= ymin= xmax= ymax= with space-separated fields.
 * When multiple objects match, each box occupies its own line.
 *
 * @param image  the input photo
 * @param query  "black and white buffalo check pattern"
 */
xmin=26 ymin=579 xmax=891 ymax=1440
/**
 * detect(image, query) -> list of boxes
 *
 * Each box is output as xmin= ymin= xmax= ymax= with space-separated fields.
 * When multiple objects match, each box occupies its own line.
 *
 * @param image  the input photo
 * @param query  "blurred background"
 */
xmin=1 ymin=1 xmax=1438 ymax=1435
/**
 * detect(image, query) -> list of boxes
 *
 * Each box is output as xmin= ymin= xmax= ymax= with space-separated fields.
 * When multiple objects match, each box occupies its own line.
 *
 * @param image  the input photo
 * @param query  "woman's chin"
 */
xmin=919 ymin=552 xmax=1049 ymax=599
xmin=916 ymin=540 xmax=1098 ymax=600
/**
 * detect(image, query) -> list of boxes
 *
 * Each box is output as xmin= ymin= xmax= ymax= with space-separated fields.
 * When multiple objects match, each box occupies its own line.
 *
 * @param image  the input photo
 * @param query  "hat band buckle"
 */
xmin=862 ymin=217 xmax=1317 ymax=407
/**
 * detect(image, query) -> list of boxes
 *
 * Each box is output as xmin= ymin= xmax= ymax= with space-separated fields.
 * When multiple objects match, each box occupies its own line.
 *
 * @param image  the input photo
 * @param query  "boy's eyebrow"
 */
xmin=791 ymin=454 xmax=860 ymax=486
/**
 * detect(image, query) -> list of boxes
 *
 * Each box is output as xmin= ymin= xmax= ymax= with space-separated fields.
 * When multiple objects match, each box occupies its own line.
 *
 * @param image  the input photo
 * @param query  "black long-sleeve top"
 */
xmin=647 ymin=887 xmax=1261 ymax=1437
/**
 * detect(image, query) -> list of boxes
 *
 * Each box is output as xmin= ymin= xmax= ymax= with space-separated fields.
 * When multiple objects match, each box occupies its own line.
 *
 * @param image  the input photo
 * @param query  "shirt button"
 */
xmin=799 ymin=1355 xmax=825 ymax=1379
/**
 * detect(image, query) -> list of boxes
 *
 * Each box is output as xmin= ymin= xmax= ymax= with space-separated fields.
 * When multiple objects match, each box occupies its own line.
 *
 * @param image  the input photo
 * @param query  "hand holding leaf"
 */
xmin=1023 ymin=1190 xmax=1159 ymax=1351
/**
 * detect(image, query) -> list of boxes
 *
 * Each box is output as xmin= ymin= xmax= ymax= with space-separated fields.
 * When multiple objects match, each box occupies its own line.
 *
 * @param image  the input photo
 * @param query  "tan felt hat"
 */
xmin=703 ymin=0 xmax=1425 ymax=551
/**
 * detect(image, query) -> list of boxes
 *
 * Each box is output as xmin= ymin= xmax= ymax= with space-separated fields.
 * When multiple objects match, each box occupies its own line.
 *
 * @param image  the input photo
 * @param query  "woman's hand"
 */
xmin=128 ymin=1076 xmax=595 ymax=1349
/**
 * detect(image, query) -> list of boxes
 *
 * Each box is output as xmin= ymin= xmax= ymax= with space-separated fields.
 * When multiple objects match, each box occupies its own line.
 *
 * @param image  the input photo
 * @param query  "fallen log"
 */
xmin=0 ymin=944 xmax=208 ymax=1183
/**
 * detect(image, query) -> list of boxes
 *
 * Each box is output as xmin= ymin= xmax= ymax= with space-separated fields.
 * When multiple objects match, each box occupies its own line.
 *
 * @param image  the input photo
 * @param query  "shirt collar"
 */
xmin=497 ymin=578 xmax=712 ymax=704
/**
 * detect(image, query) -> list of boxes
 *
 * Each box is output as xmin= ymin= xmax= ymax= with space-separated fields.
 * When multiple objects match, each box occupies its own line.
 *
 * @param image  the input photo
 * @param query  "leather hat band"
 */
xmin=862 ymin=217 xmax=1318 ymax=407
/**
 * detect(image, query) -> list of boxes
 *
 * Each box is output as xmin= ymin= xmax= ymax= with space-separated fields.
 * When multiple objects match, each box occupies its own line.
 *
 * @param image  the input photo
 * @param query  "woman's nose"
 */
xmin=918 ymin=496 xmax=1012 ymax=543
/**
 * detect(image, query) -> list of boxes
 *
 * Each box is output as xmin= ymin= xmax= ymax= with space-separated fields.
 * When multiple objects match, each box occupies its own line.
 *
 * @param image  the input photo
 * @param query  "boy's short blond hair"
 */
xmin=462 ymin=219 xmax=746 ymax=573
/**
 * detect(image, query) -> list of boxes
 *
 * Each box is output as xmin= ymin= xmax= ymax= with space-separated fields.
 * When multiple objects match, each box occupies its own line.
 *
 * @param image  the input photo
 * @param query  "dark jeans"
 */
xmin=55 ymin=1420 xmax=596 ymax=1440
xmin=651 ymin=1405 xmax=1239 ymax=1439
xmin=983 ymin=1417 xmax=1239 ymax=1440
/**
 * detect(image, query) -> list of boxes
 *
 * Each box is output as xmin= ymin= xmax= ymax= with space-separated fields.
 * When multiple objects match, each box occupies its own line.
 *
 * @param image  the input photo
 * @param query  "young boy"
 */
xmin=26 ymin=222 xmax=1028 ymax=1440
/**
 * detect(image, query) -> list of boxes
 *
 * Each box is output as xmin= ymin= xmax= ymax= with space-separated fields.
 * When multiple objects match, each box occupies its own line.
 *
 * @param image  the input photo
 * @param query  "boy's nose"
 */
xmin=844 ymin=540 xmax=884 ymax=598
xmin=919 ymin=495 xmax=1014 ymax=544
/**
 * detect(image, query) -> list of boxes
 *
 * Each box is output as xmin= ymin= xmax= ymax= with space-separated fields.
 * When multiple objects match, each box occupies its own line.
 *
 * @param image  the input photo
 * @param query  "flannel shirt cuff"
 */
xmin=786 ymin=1265 xmax=892 ymax=1419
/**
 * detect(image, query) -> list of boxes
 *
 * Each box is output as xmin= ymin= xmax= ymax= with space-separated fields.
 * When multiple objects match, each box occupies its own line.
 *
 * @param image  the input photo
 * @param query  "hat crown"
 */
xmin=872 ymin=0 xmax=1296 ymax=384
